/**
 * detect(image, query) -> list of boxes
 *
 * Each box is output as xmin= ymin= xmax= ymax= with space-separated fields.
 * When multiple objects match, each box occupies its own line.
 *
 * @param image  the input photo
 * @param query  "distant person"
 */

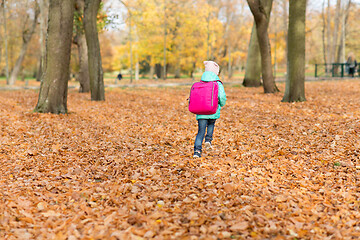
xmin=115 ymin=72 xmax=123 ymax=84
xmin=347 ymin=52 xmax=357 ymax=77
xmin=117 ymin=73 xmax=123 ymax=81
xmin=190 ymin=61 xmax=226 ymax=158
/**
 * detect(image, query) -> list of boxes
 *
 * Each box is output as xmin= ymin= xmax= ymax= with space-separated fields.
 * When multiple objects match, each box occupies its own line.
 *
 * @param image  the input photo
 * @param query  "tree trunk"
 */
xmin=243 ymin=23 xmax=261 ymax=87
xmin=336 ymin=0 xmax=351 ymax=64
xmin=84 ymin=0 xmax=104 ymax=101
xmin=331 ymin=0 xmax=341 ymax=75
xmin=163 ymin=0 xmax=167 ymax=80
xmin=326 ymin=0 xmax=332 ymax=64
xmin=228 ymin=46 xmax=232 ymax=79
xmin=282 ymin=0 xmax=306 ymax=102
xmin=247 ymin=0 xmax=278 ymax=93
xmin=155 ymin=64 xmax=162 ymax=79
xmin=76 ymin=33 xmax=90 ymax=92
xmin=332 ymin=0 xmax=341 ymax=63
xmin=149 ymin=65 xmax=155 ymax=79
xmin=321 ymin=1 xmax=327 ymax=66
xmin=282 ymin=0 xmax=288 ymax=64
xmin=174 ymin=62 xmax=181 ymax=78
xmin=37 ymin=0 xmax=48 ymax=82
xmin=9 ymin=2 xmax=40 ymax=85
xmin=9 ymin=43 xmax=29 ymax=85
xmin=149 ymin=56 xmax=155 ymax=79
xmin=2 ymin=0 xmax=9 ymax=84
xmin=135 ymin=52 xmax=139 ymax=81
xmin=36 ymin=55 xmax=43 ymax=82
xmin=34 ymin=0 xmax=74 ymax=114
xmin=74 ymin=0 xmax=90 ymax=93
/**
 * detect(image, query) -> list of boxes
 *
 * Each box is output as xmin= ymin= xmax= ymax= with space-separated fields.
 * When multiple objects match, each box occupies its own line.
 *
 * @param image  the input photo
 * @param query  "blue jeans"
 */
xmin=194 ymin=119 xmax=216 ymax=153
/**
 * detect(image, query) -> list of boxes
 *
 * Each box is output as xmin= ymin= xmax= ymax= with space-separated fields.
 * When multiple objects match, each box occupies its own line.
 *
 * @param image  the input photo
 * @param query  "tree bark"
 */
xmin=84 ymin=0 xmax=104 ymax=101
xmin=37 ymin=0 xmax=48 ymax=82
xmin=243 ymin=22 xmax=261 ymax=87
xmin=336 ymin=0 xmax=351 ymax=64
xmin=75 ymin=33 xmax=90 ymax=92
xmin=34 ymin=0 xmax=75 ymax=114
xmin=282 ymin=0 xmax=288 ymax=62
xmin=155 ymin=64 xmax=162 ymax=79
xmin=246 ymin=0 xmax=278 ymax=93
xmin=282 ymin=0 xmax=306 ymax=102
xmin=163 ymin=0 xmax=167 ymax=80
xmin=9 ymin=2 xmax=40 ymax=85
xmin=135 ymin=52 xmax=139 ymax=81
xmin=332 ymin=0 xmax=341 ymax=63
xmin=2 ymin=0 xmax=9 ymax=84
xmin=149 ymin=65 xmax=155 ymax=79
xmin=74 ymin=0 xmax=90 ymax=93
xmin=321 ymin=1 xmax=327 ymax=66
xmin=326 ymin=0 xmax=332 ymax=64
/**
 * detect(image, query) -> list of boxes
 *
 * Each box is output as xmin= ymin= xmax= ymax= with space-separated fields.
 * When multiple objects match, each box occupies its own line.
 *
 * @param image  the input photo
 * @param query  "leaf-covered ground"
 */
xmin=1 ymin=80 xmax=360 ymax=240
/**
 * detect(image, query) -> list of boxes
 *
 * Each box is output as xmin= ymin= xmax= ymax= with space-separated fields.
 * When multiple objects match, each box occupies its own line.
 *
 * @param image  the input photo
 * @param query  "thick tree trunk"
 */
xmin=34 ymin=0 xmax=74 ymax=114
xmin=84 ymin=0 xmax=104 ymax=101
xmin=243 ymin=23 xmax=261 ymax=87
xmin=282 ymin=0 xmax=306 ymax=102
xmin=247 ymin=0 xmax=278 ymax=93
xmin=74 ymin=0 xmax=90 ymax=93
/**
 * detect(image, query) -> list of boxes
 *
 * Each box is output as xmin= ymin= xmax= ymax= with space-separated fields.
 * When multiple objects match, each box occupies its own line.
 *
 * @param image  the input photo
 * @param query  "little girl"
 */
xmin=193 ymin=61 xmax=227 ymax=158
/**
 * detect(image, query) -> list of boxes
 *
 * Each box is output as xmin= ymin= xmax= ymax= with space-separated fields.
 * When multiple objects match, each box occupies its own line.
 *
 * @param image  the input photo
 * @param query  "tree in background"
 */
xmin=1 ymin=0 xmax=9 ymax=84
xmin=84 ymin=0 xmax=104 ymax=101
xmin=74 ymin=0 xmax=90 ymax=93
xmin=282 ymin=0 xmax=306 ymax=102
xmin=114 ymin=0 xmax=248 ymax=80
xmin=1 ymin=0 xmax=360 ymax=85
xmin=37 ymin=0 xmax=49 ymax=82
xmin=34 ymin=0 xmax=74 ymax=113
xmin=243 ymin=22 xmax=261 ymax=87
xmin=336 ymin=0 xmax=351 ymax=64
xmin=246 ymin=0 xmax=278 ymax=93
xmin=8 ymin=1 xmax=39 ymax=85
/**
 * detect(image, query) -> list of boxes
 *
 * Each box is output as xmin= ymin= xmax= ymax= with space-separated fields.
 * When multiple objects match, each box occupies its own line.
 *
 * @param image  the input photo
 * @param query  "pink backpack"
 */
xmin=188 ymin=81 xmax=220 ymax=115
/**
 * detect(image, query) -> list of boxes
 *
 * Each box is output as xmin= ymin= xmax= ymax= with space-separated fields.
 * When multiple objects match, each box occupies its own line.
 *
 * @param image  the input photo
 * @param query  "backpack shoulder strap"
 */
xmin=200 ymin=80 xmax=223 ymax=84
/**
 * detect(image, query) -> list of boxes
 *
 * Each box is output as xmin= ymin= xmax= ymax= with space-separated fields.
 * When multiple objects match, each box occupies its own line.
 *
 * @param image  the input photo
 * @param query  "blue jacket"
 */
xmin=196 ymin=71 xmax=227 ymax=120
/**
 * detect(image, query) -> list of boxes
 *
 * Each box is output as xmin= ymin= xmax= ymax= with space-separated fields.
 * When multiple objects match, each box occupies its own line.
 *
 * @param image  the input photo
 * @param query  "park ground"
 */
xmin=1 ymin=80 xmax=360 ymax=239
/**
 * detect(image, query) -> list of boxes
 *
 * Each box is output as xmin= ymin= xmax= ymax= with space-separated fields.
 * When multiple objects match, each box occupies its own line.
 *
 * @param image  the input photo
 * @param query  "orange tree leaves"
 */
xmin=0 ymin=81 xmax=360 ymax=239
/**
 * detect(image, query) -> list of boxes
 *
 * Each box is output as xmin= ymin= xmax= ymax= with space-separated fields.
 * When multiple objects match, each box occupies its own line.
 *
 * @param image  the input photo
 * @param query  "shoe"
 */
xmin=205 ymin=142 xmax=212 ymax=150
xmin=193 ymin=151 xmax=201 ymax=158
